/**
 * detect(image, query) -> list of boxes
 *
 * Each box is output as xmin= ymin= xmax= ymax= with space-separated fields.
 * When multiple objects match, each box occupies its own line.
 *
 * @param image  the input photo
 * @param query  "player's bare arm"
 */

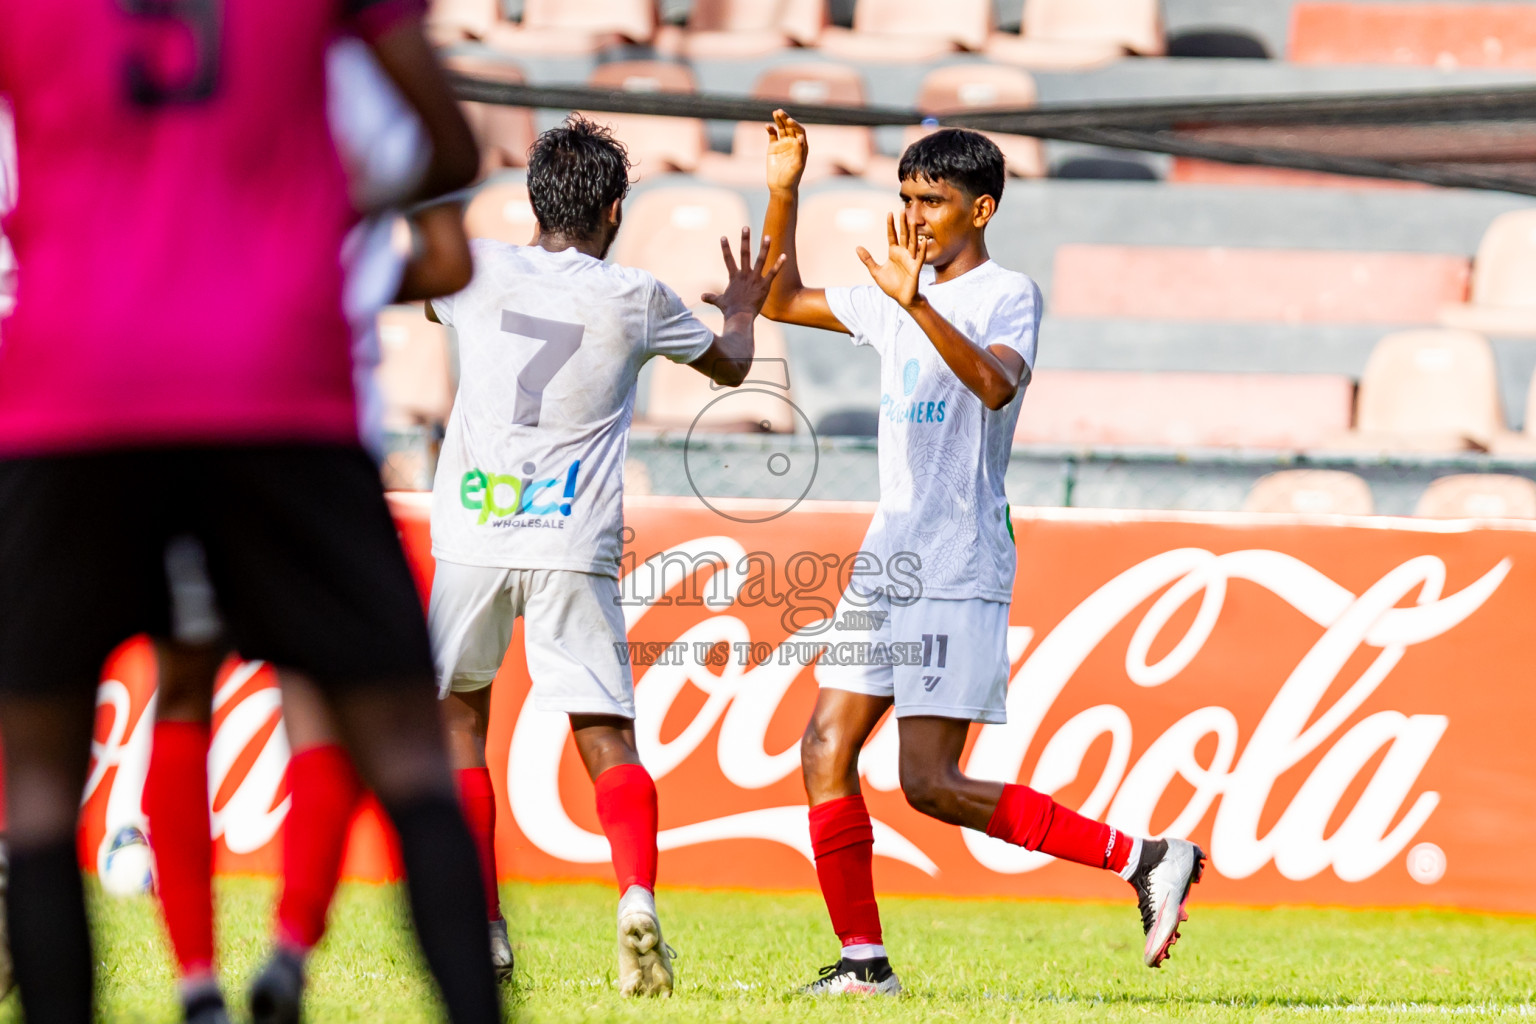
xmin=364 ymin=18 xmax=478 ymax=201
xmin=395 ymin=201 xmax=474 ymax=302
xmin=858 ymin=212 xmax=1028 ymax=411
xmin=690 ymin=227 xmax=787 ymax=387
xmin=760 ymin=111 xmax=849 ymax=333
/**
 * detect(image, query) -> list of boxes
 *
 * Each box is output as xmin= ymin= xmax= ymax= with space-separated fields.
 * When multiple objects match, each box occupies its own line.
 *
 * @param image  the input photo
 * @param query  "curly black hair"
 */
xmin=525 ymin=114 xmax=634 ymax=239
xmin=897 ymin=128 xmax=1005 ymax=206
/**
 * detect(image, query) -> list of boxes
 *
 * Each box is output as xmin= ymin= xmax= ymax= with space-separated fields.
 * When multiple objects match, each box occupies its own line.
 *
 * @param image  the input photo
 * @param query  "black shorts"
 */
xmin=0 ymin=444 xmax=433 ymax=697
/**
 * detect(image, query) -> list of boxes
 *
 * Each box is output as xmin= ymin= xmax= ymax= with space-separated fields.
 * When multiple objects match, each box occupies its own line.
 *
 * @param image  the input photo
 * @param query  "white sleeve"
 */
xmin=824 ymin=285 xmax=891 ymax=350
xmin=985 ymin=276 xmax=1042 ymax=371
xmin=647 ymin=278 xmax=716 ymax=364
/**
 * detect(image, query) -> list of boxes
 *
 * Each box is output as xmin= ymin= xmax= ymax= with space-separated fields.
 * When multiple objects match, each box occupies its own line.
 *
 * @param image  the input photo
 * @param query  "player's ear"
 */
xmin=606 ymin=197 xmax=624 ymax=232
xmin=972 ymin=193 xmax=997 ymax=229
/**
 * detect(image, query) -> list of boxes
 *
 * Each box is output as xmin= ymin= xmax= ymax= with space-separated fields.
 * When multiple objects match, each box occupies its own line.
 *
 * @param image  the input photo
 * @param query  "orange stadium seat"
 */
xmin=1291 ymin=3 xmax=1536 ymax=68
xmin=584 ymin=62 xmax=707 ymax=178
xmin=1013 ymin=371 xmax=1356 ymax=449
xmin=486 ymin=0 xmax=654 ymax=55
xmin=427 ymin=0 xmax=499 ymax=43
xmin=988 ymin=0 xmax=1164 ymax=69
xmin=1244 ymin=470 xmax=1375 ymax=515
xmin=1416 ymin=473 xmax=1536 ymax=518
xmin=819 ymin=0 xmax=992 ymax=61
xmin=464 ymin=181 xmax=536 ymax=245
xmin=1168 ymin=158 xmax=1429 ymax=191
xmin=1439 ymin=209 xmax=1536 ymax=335
xmin=610 ymin=186 xmax=752 ymax=307
xmin=655 ymin=0 xmax=827 ymax=58
xmin=1050 ymin=245 xmax=1471 ymax=324
xmin=903 ymin=65 xmax=1045 ymax=179
xmin=376 ymin=305 xmax=455 ymax=428
xmin=642 ymin=310 xmax=797 ymax=433
xmin=698 ymin=64 xmax=873 ymax=186
xmin=795 ymin=189 xmax=901 ymax=288
xmin=443 ymin=55 xmax=536 ymax=173
xmin=1336 ymin=328 xmax=1505 ymax=452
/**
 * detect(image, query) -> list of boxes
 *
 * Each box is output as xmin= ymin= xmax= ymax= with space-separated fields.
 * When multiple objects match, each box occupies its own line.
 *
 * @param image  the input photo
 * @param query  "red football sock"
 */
xmin=275 ymin=744 xmax=363 ymax=953
xmin=985 ymin=783 xmax=1134 ymax=873
xmin=456 ymin=767 xmax=503 ymax=921
xmin=592 ymin=763 xmax=658 ymax=894
xmin=143 ymin=721 xmax=215 ymax=978
xmin=808 ymin=795 xmax=883 ymax=947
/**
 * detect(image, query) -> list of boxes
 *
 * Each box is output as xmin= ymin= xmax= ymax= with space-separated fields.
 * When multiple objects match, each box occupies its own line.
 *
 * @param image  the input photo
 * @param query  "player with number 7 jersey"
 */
xmin=425 ymin=114 xmax=784 ymax=997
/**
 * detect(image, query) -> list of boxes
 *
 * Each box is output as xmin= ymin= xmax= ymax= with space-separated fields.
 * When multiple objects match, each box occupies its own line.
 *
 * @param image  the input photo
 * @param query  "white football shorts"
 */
xmin=815 ymin=588 xmax=1010 ymax=723
xmin=427 ymin=560 xmax=634 ymax=717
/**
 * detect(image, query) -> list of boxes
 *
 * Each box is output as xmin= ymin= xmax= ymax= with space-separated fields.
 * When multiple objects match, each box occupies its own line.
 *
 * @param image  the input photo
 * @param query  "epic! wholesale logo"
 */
xmin=460 ymin=460 xmax=581 ymax=525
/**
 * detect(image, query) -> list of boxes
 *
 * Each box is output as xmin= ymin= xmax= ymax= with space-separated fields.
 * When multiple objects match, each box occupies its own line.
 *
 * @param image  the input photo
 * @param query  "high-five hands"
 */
xmin=702 ymin=226 xmax=787 ymax=318
xmin=766 ymin=109 xmax=809 ymax=193
xmin=857 ymin=213 xmax=927 ymax=310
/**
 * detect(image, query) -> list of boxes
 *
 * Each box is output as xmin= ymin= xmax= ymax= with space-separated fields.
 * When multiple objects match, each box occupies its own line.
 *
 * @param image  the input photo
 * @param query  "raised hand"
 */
xmin=702 ymin=226 xmax=788 ymax=318
xmin=765 ymin=109 xmax=809 ymax=193
xmin=856 ymin=213 xmax=927 ymax=309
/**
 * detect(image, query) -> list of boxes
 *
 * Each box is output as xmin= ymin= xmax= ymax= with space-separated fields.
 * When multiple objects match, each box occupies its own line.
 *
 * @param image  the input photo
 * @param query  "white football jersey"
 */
xmin=826 ymin=260 xmax=1040 ymax=603
xmin=430 ymin=240 xmax=715 ymax=576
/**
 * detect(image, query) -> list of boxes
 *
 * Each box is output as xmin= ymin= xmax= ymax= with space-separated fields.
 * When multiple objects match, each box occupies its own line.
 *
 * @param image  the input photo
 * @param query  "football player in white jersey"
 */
xmin=759 ymin=112 xmax=1205 ymax=995
xmin=425 ymin=114 xmax=782 ymax=998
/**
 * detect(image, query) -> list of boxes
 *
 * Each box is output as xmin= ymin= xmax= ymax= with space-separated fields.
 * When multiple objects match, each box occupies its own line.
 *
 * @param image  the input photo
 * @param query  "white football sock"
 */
xmin=841 ymin=943 xmax=886 ymax=961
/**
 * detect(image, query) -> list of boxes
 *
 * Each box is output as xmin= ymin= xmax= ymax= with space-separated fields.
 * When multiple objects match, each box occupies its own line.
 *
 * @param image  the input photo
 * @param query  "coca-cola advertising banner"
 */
xmin=80 ymin=496 xmax=1536 ymax=913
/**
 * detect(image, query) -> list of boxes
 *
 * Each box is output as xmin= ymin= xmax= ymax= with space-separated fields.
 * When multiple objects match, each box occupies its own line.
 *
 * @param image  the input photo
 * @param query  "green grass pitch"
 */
xmin=6 ymin=878 xmax=1533 ymax=1022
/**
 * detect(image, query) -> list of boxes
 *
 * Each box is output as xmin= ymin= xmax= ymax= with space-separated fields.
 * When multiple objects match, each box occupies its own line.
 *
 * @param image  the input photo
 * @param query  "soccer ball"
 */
xmin=99 ymin=825 xmax=156 ymax=897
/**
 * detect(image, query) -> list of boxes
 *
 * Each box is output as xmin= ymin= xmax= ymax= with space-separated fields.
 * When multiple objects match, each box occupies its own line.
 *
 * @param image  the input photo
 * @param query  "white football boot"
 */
xmin=800 ymin=957 xmax=902 ymax=996
xmin=1128 ymin=837 xmax=1205 ymax=967
xmin=489 ymin=918 xmax=515 ymax=983
xmin=616 ymin=885 xmax=674 ymax=997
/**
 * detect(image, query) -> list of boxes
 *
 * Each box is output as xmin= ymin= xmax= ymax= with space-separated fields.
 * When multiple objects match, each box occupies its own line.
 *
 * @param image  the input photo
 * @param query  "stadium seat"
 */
xmin=818 ymin=0 xmax=991 ymax=61
xmin=610 ymin=187 xmax=753 ymax=307
xmin=442 ymin=55 xmax=535 ymax=174
xmin=1165 ymin=29 xmax=1270 ymax=59
xmin=1291 ymin=3 xmax=1536 ymax=68
xmin=464 ymin=181 xmax=536 ymax=245
xmin=655 ymin=0 xmax=827 ymax=58
xmin=642 ymin=310 xmax=797 ymax=432
xmin=988 ymin=0 xmax=1164 ymax=69
xmin=376 ymin=305 xmax=455 ymax=428
xmin=697 ymin=64 xmax=873 ymax=185
xmin=1013 ymin=371 xmax=1355 ymax=449
xmin=1439 ymin=210 xmax=1536 ymax=336
xmin=1050 ymin=245 xmax=1470 ymax=324
xmin=1243 ymin=470 xmax=1375 ymax=515
xmin=796 ymin=189 xmax=901 ymax=288
xmin=1335 ymin=328 xmax=1505 ymax=453
xmin=1168 ymin=158 xmax=1427 ymax=191
xmin=901 ymin=65 xmax=1045 ymax=180
xmin=1415 ymin=474 xmax=1536 ymax=519
xmin=427 ymin=0 xmax=499 ymax=43
xmin=584 ymin=62 xmax=707 ymax=177
xmin=486 ymin=0 xmax=655 ymax=55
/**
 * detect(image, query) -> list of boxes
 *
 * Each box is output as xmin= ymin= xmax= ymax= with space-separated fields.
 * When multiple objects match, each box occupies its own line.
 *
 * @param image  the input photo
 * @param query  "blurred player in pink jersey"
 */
xmin=0 ymin=5 xmax=498 ymax=1024
xmin=137 ymin=36 xmax=479 ymax=1024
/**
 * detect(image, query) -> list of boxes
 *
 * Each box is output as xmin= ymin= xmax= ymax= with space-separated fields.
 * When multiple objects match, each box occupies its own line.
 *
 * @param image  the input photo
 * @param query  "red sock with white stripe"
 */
xmin=275 ymin=744 xmax=363 ymax=953
xmin=593 ymin=763 xmax=658 ymax=893
xmin=808 ymin=795 xmax=885 ymax=958
xmin=456 ymin=767 xmax=503 ymax=920
xmin=985 ymin=784 xmax=1138 ymax=876
xmin=143 ymin=721 xmax=216 ymax=981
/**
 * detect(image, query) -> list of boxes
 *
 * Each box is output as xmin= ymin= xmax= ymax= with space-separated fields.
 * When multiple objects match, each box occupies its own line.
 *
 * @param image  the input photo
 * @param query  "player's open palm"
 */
xmin=858 ymin=213 xmax=927 ymax=309
xmin=703 ymin=226 xmax=787 ymax=317
xmin=765 ymin=109 xmax=809 ymax=192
